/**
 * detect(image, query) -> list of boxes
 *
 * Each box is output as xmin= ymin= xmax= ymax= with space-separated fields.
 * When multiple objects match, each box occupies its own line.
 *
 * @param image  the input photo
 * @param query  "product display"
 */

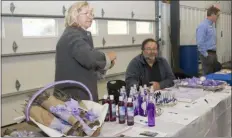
xmin=102 ymin=85 xmax=164 ymax=127
xmin=21 ymin=77 xmax=223 ymax=136
xmin=153 ymin=90 xmax=178 ymax=106
xmin=118 ymin=96 xmax=126 ymax=124
xmin=147 ymin=96 xmax=155 ymax=127
xmin=174 ymin=77 xmax=227 ymax=91
xmin=24 ymin=80 xmax=108 ymax=137
xmin=102 ymin=95 xmax=110 ymax=122
xmin=127 ymin=98 xmax=134 ymax=126
xmin=25 ymin=90 xmax=100 ymax=136
xmin=109 ymin=95 xmax=117 ymax=122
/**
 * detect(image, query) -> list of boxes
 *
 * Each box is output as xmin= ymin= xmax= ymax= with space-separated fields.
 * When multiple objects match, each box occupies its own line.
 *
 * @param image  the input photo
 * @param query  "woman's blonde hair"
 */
xmin=64 ymin=1 xmax=90 ymax=27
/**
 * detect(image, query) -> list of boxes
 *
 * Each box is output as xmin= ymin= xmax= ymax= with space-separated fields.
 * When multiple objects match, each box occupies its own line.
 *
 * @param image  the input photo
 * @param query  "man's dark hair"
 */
xmin=207 ymin=5 xmax=220 ymax=16
xmin=141 ymin=38 xmax=159 ymax=50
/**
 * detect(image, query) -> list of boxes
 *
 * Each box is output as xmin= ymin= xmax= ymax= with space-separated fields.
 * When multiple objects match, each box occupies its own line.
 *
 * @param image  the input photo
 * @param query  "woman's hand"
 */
xmin=107 ymin=51 xmax=117 ymax=61
xmin=109 ymin=60 xmax=115 ymax=69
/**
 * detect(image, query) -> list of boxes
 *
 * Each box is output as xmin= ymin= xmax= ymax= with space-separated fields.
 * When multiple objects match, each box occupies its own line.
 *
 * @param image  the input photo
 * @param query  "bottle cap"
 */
xmin=144 ymin=84 xmax=147 ymax=88
xmin=110 ymin=95 xmax=114 ymax=100
xmin=131 ymin=86 xmax=134 ymax=89
xmin=130 ymin=89 xmax=133 ymax=94
xmin=128 ymin=97 xmax=132 ymax=102
xmin=119 ymin=96 xmax=123 ymax=101
xmin=132 ymin=89 xmax=136 ymax=94
xmin=141 ymin=90 xmax=144 ymax=95
xmin=103 ymin=95 xmax=108 ymax=99
xmin=150 ymin=86 xmax=154 ymax=91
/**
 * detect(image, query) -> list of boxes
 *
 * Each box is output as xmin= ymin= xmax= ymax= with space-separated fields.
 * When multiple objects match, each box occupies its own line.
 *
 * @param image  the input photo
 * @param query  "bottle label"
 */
xmin=119 ymin=106 xmax=126 ymax=115
xmin=133 ymin=101 xmax=136 ymax=109
xmin=106 ymin=108 xmax=110 ymax=117
xmin=119 ymin=106 xmax=125 ymax=121
xmin=107 ymin=108 xmax=110 ymax=114
xmin=112 ymin=104 xmax=116 ymax=117
xmin=127 ymin=107 xmax=134 ymax=122
xmin=147 ymin=109 xmax=155 ymax=126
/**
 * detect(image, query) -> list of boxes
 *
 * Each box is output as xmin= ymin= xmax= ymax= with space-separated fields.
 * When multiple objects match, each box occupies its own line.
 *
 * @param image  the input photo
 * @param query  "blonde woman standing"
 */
xmin=54 ymin=1 xmax=116 ymax=102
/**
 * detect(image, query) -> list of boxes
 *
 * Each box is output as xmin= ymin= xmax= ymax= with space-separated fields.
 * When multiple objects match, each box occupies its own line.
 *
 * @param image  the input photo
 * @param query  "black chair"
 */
xmin=214 ymin=61 xmax=222 ymax=72
xmin=107 ymin=80 xmax=126 ymax=105
xmin=174 ymin=72 xmax=193 ymax=79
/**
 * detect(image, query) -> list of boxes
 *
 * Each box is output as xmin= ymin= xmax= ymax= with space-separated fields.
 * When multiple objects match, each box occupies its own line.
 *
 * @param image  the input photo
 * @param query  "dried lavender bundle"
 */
xmin=24 ymin=96 xmax=87 ymax=137
xmin=67 ymin=121 xmax=86 ymax=136
xmin=25 ymin=89 xmax=101 ymax=136
xmin=53 ymin=88 xmax=73 ymax=102
xmin=53 ymin=90 xmax=101 ymax=135
xmin=28 ymin=90 xmax=74 ymax=125
xmin=36 ymin=92 xmax=96 ymax=136
xmin=40 ymin=95 xmax=78 ymax=126
xmin=27 ymin=105 xmax=73 ymax=135
xmin=64 ymin=98 xmax=100 ymax=136
xmin=53 ymin=89 xmax=100 ymax=128
xmin=25 ymin=91 xmax=84 ymax=136
xmin=53 ymin=88 xmax=88 ymax=110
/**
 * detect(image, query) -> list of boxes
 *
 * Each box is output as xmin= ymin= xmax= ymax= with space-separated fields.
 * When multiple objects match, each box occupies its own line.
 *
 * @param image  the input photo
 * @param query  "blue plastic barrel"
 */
xmin=179 ymin=45 xmax=199 ymax=76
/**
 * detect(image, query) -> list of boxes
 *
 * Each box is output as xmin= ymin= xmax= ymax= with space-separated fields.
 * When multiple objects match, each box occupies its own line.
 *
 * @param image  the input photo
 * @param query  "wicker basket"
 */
xmin=25 ymin=80 xmax=107 ymax=137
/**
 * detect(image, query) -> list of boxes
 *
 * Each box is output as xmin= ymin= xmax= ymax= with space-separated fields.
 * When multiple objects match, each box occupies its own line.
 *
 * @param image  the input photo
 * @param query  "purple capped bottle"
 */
xmin=138 ymin=89 xmax=144 ymax=116
xmin=147 ymin=96 xmax=155 ymax=127
xmin=133 ymin=89 xmax=139 ymax=116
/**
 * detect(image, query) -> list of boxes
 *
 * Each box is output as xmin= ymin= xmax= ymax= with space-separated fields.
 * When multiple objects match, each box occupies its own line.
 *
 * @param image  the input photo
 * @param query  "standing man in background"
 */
xmin=196 ymin=5 xmax=220 ymax=75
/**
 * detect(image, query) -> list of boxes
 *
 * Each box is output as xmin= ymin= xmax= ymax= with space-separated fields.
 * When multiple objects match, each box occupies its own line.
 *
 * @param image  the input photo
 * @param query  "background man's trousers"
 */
xmin=200 ymin=51 xmax=221 ymax=75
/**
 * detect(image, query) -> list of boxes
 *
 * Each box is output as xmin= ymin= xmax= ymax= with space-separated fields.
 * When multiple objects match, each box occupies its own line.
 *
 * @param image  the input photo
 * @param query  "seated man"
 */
xmin=125 ymin=38 xmax=176 ymax=91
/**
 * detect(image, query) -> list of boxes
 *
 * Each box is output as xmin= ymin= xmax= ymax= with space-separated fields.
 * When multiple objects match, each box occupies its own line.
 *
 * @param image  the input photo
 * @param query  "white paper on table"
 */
xmin=134 ymin=115 xmax=186 ymax=137
xmin=134 ymin=116 xmax=148 ymax=125
xmin=202 ymin=92 xmax=231 ymax=108
xmin=115 ymin=126 xmax=167 ymax=137
xmin=162 ymin=97 xmax=215 ymax=118
xmin=156 ymin=111 xmax=199 ymax=126
xmin=100 ymin=121 xmax=132 ymax=137
xmin=223 ymin=86 xmax=232 ymax=93
xmin=172 ymin=87 xmax=209 ymax=103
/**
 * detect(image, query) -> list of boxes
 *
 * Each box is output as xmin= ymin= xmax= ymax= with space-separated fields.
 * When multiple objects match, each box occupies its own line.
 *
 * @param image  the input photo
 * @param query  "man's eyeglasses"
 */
xmin=144 ymin=48 xmax=157 ymax=52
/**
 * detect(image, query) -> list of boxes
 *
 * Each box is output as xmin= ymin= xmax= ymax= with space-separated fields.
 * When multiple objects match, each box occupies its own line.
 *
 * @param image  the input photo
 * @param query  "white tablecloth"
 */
xmin=100 ymin=86 xmax=231 ymax=137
